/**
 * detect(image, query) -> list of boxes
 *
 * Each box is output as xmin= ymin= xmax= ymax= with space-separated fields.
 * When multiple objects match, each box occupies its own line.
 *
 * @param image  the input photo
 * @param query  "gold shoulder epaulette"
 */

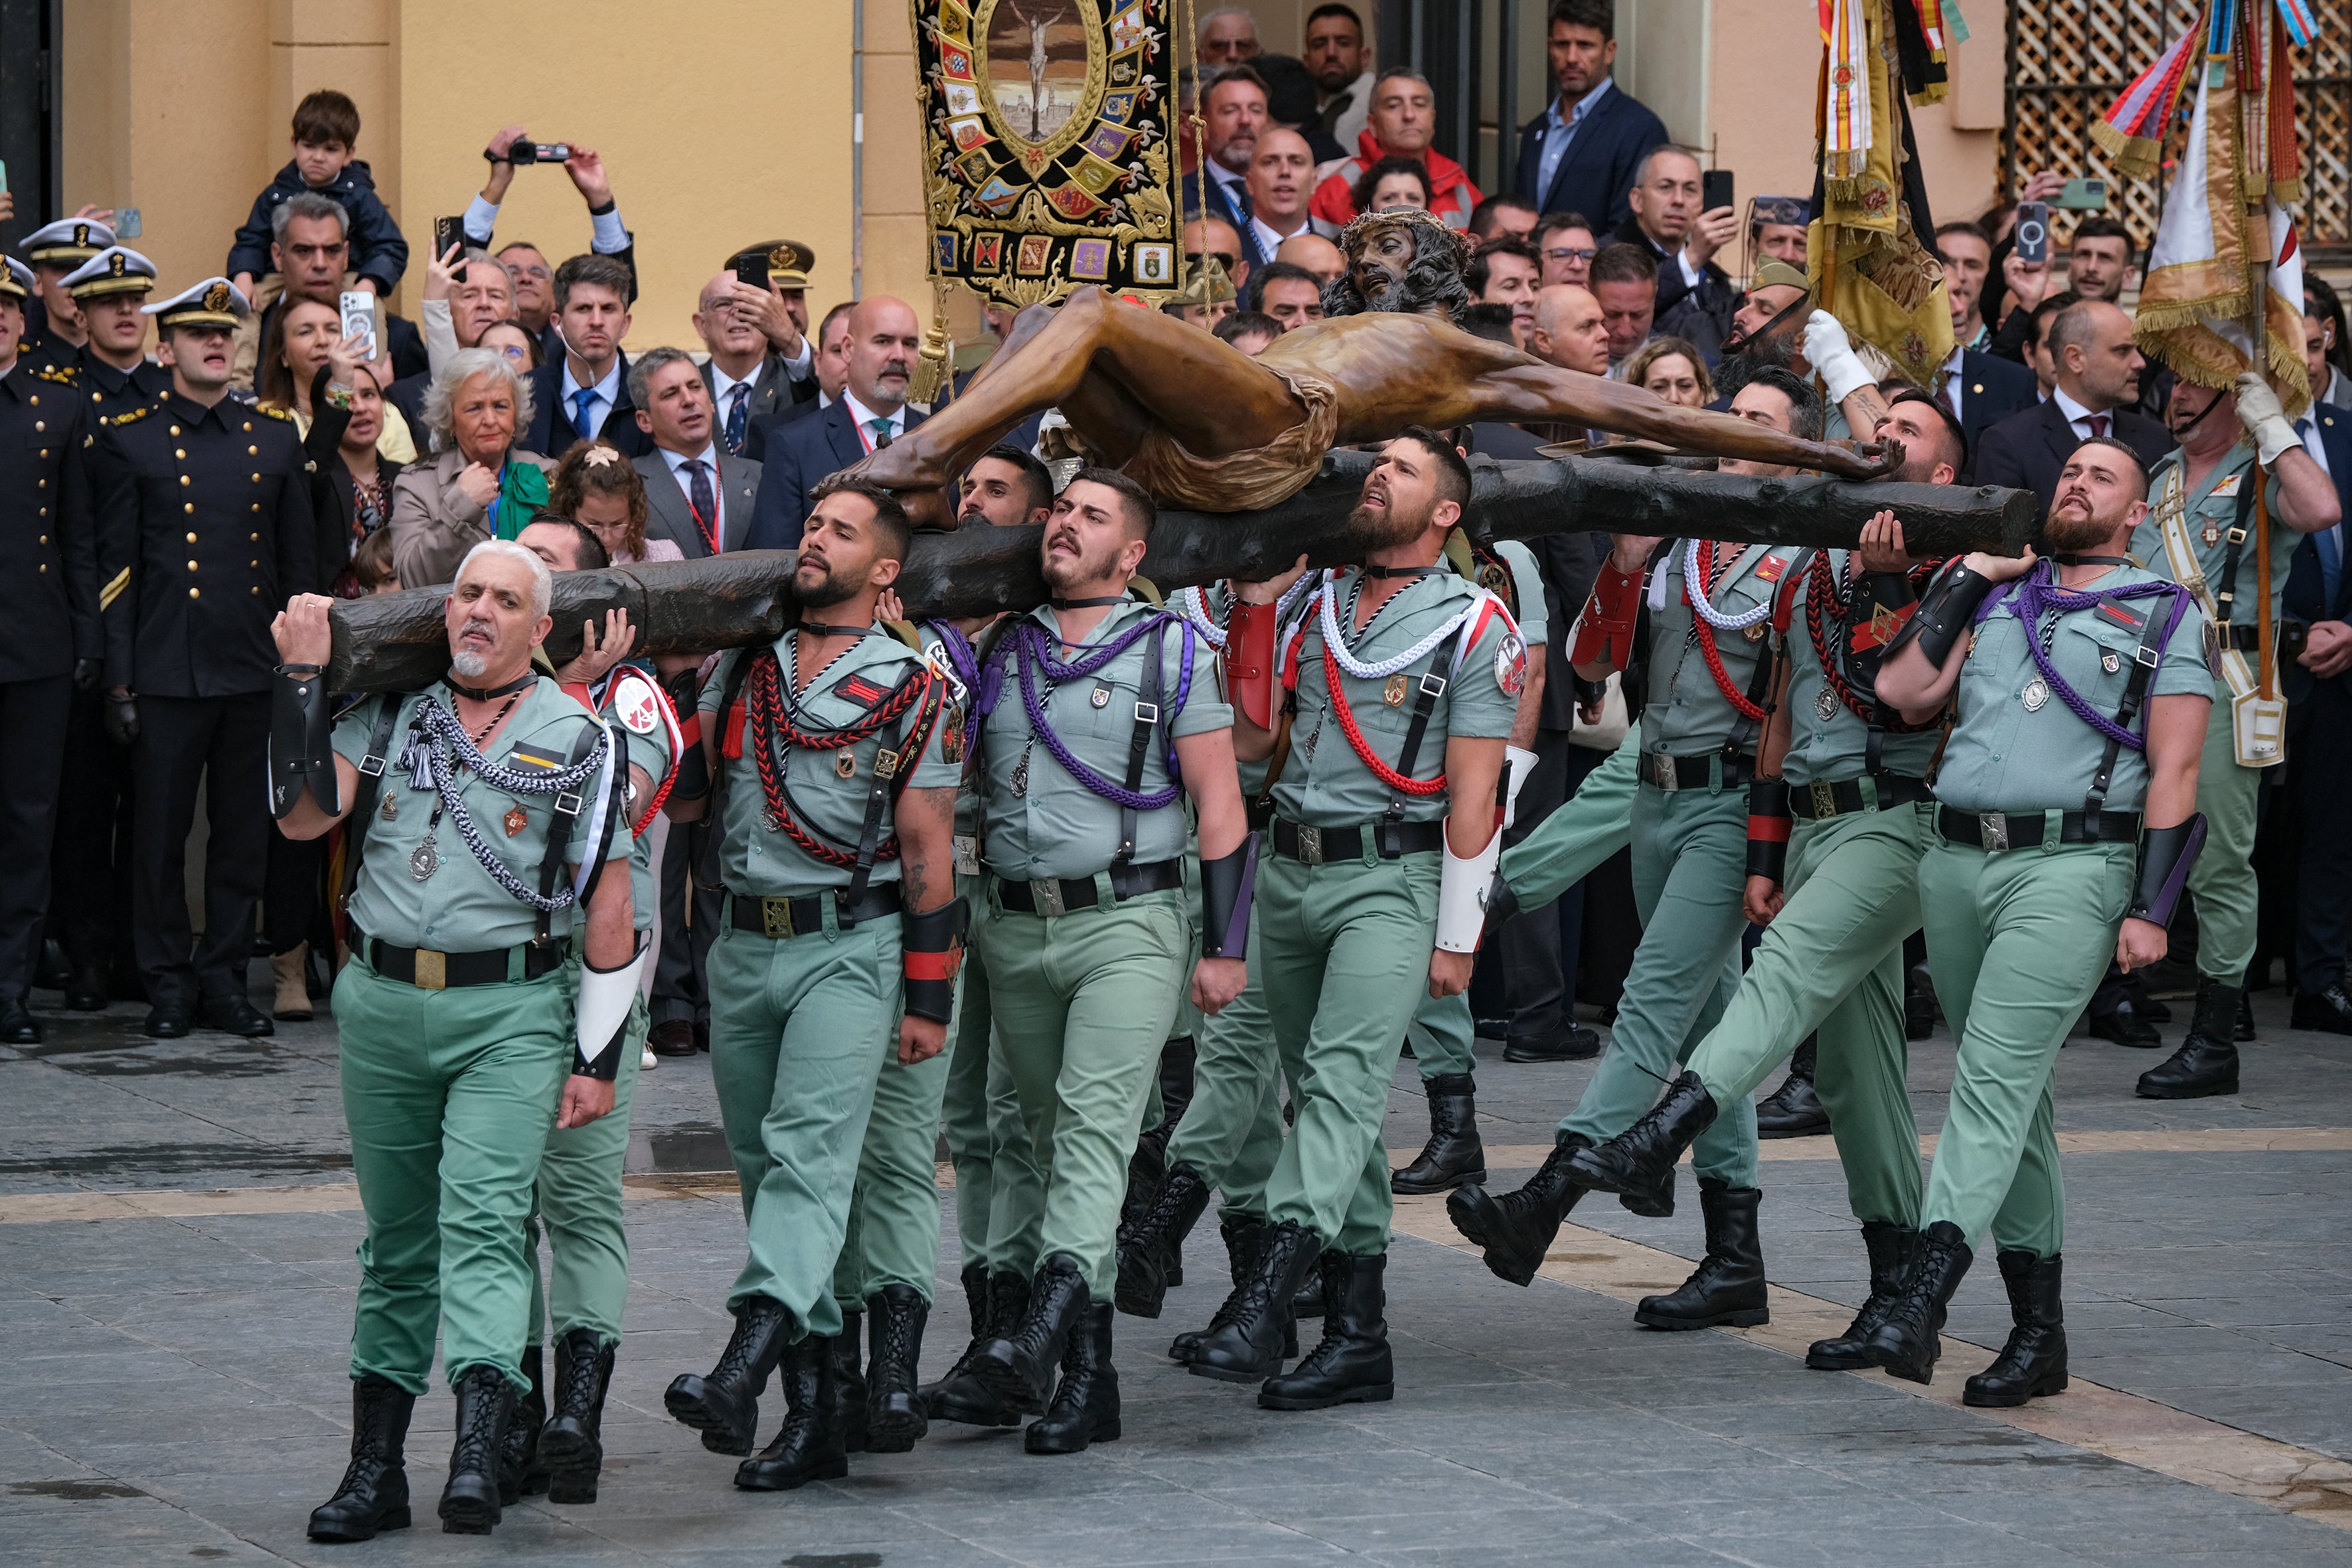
xmin=104 ymin=404 xmax=154 ymax=428
xmin=254 ymin=403 xmax=297 ymax=424
xmin=35 ymin=364 xmax=78 ymax=385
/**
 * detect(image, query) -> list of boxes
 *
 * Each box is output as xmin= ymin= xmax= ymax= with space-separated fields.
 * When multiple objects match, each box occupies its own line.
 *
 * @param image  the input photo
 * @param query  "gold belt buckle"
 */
xmin=1809 ymin=781 xmax=1838 ymax=819
xmin=761 ymin=898 xmax=797 ymax=939
xmin=1296 ymin=824 xmax=1324 ymax=865
xmin=413 ymin=949 xmax=447 ymax=990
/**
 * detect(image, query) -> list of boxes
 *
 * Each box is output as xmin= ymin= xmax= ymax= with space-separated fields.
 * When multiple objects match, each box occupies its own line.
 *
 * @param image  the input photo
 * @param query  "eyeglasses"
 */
xmin=503 ymin=262 xmax=553 ymax=281
xmin=1542 ymin=246 xmax=1597 ymax=262
xmin=491 ymin=343 xmax=529 ymax=361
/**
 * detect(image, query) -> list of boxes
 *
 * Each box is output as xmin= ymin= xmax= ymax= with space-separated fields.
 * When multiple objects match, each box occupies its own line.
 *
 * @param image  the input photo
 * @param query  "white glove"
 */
xmin=1802 ymin=309 xmax=1875 ymax=407
xmin=2234 ymin=371 xmax=2300 ymax=467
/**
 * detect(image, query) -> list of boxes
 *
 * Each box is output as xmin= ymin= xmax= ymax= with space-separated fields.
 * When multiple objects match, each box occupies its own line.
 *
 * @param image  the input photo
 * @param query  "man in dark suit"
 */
xmin=1612 ymin=145 xmax=1737 ymax=353
xmin=522 ymin=253 xmax=651 ymax=459
xmin=1972 ymin=300 xmax=2170 ymax=501
xmin=1513 ymin=0 xmax=1670 ymax=238
xmin=1185 ymin=68 xmax=1273 ymax=269
xmin=742 ymin=301 xmax=855 ymax=462
xmin=2282 ymin=400 xmax=2352 ymax=1031
xmin=744 ymin=296 xmax=926 ymax=552
xmin=628 ymin=347 xmax=763 ymax=558
xmin=697 ymin=251 xmax=819 ymax=459
xmin=1923 ymin=337 xmax=2040 ymax=484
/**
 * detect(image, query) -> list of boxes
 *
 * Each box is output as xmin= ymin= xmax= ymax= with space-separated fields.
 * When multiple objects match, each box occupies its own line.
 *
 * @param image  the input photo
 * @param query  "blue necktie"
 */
xmin=724 ymin=384 xmax=749 ymax=455
xmin=572 ymin=386 xmax=599 ymax=438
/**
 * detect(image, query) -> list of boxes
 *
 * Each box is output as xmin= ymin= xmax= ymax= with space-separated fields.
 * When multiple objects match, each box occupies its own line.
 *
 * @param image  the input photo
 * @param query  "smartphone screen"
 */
xmin=339 ymin=289 xmax=378 ymax=358
xmin=116 ymin=208 xmax=142 ymax=239
xmin=735 ymin=250 xmax=771 ymax=292
xmin=2014 ymin=202 xmax=2050 ymax=265
xmin=1701 ymin=169 xmax=1734 ymax=214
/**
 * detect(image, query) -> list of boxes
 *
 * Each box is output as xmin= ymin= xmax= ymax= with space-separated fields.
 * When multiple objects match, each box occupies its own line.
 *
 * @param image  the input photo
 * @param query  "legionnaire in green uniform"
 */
xmin=905 ymin=446 xmax=1055 ymax=1433
xmin=1865 ymin=437 xmax=2211 ymax=1395
xmin=1214 ymin=430 xmax=1522 ymax=1409
xmin=965 ymin=467 xmax=1254 ymax=1454
xmin=2128 ymin=374 xmax=2339 ymax=1098
xmin=272 ymin=543 xmax=640 ymax=1539
xmin=507 ymin=518 xmax=685 ymax=1506
xmin=1450 ymin=370 xmax=1829 ymax=1333
xmin=660 ymin=478 xmax=963 ymax=1491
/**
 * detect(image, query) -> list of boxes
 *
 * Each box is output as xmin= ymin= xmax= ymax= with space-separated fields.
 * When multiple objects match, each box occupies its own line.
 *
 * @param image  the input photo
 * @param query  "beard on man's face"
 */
xmin=795 ymin=558 xmax=866 ymax=609
xmin=1348 ymin=493 xmax=1430 ymax=550
xmin=2043 ymin=503 xmax=2121 ymax=553
xmin=1713 ymin=321 xmax=1802 ymax=402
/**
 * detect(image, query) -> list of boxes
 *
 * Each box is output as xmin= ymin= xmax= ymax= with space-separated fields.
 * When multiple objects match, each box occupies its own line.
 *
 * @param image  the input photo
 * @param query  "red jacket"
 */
xmin=1308 ymin=129 xmax=1484 ymax=230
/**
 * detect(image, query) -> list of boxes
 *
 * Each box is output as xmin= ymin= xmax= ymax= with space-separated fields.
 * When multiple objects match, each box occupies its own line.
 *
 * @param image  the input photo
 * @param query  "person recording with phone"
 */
xmin=461 ymin=124 xmax=641 ymax=366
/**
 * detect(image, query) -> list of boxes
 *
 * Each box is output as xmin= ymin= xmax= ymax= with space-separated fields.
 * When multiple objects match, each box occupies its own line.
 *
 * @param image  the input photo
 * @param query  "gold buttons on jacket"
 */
xmin=183 ymin=503 xmax=195 ymax=514
xmin=175 ymin=448 xmax=186 ymax=458
xmin=247 ymin=445 xmax=258 ymax=455
xmin=188 ymin=587 xmax=200 ymax=599
xmin=187 ymin=560 xmax=198 ymax=572
xmin=185 ymin=532 xmax=197 ymax=543
xmin=179 ymin=475 xmax=190 ymax=487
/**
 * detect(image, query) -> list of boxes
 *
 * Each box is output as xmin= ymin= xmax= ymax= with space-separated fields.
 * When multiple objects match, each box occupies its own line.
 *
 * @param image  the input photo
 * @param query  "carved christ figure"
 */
xmin=849 ymin=208 xmax=1898 ymax=526
xmin=1005 ymin=0 xmax=1057 ymax=140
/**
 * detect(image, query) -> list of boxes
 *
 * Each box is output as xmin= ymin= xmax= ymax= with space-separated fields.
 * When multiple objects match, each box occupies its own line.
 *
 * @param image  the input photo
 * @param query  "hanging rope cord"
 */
xmin=1681 ymin=540 xmax=1772 ymax=723
xmin=1980 ymin=565 xmax=2188 ymax=751
xmin=404 ymin=697 xmax=613 ymax=912
xmin=1300 ymin=571 xmax=1490 ymax=797
xmin=989 ymin=613 xmax=1199 ymax=808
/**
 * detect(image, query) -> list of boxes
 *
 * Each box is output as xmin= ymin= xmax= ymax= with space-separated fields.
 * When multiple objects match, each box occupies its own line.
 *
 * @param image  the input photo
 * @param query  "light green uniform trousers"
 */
xmin=1558 ymin=777 xmax=1758 ymax=1185
xmin=706 ymin=900 xmax=905 ymax=1338
xmin=977 ymin=882 xmax=1191 ymax=1296
xmin=939 ymin=933 xmax=1048 ymax=1275
xmin=1404 ymin=990 xmax=1478 ymax=1077
xmin=833 ymin=1045 xmax=949 ymax=1308
xmin=524 ymin=992 xmax=649 ymax=1349
xmin=1917 ymin=835 xmax=2136 ymax=1258
xmin=1687 ymin=801 xmax=1927 ymax=1227
xmin=1499 ymin=734 xmax=1638 ymax=908
xmin=2185 ymin=699 xmax=2264 ymax=983
xmin=337 ymin=958 xmax=572 ymax=1395
xmin=1163 ymin=915 xmax=1285 ymax=1222
xmin=1258 ymin=849 xmax=1443 ymax=1255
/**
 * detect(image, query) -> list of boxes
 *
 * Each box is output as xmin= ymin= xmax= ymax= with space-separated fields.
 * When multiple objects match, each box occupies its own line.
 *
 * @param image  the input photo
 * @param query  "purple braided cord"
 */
xmin=1006 ymin=613 xmax=1196 ymax=808
xmin=1980 ymin=564 xmax=2188 ymax=750
xmin=925 ymin=619 xmax=988 ymax=755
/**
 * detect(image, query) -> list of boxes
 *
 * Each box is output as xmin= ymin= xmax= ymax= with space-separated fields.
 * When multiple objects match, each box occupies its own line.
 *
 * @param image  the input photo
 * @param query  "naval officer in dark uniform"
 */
xmin=93 ymin=278 xmax=317 ymax=1038
xmin=0 ymin=255 xmax=99 ymax=1043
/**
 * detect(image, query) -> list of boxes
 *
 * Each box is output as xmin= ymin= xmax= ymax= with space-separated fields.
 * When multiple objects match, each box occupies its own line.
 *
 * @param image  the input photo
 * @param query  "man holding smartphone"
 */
xmin=1614 ymin=147 xmax=1737 ymax=353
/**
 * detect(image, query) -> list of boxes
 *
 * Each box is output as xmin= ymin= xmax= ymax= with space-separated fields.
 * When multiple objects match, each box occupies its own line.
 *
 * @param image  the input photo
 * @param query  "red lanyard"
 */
xmin=1685 ymin=541 xmax=1768 ymax=722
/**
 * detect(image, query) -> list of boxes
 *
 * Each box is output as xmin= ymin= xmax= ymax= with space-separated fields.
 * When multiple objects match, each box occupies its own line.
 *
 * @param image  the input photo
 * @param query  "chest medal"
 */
xmin=836 ymin=751 xmax=858 ymax=779
xmin=2021 ymin=676 xmax=2051 ymax=712
xmin=1383 ymin=674 xmax=1408 ymax=707
xmin=1010 ymin=740 xmax=1033 ymax=797
xmin=2202 ymin=520 xmax=2223 ymax=546
xmin=503 ymin=806 xmax=527 ymax=837
xmin=408 ymin=834 xmax=441 ymax=882
xmin=1743 ymin=622 xmax=1767 ymax=643
xmin=379 ymin=791 xmax=398 ymax=823
xmin=1816 ymin=686 xmax=1838 ymax=722
xmin=2102 ymin=651 xmax=2122 ymax=674
xmin=1090 ymin=684 xmax=1112 ymax=708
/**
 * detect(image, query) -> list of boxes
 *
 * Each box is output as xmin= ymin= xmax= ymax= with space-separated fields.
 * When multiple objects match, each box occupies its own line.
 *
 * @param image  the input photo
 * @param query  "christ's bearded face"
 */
xmin=1345 ymin=222 xmax=1419 ymax=311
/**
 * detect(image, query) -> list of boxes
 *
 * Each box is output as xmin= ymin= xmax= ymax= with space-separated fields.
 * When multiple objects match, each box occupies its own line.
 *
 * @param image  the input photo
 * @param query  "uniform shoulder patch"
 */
xmin=103 ymin=404 xmax=153 ymax=428
xmin=610 ymin=670 xmax=663 ymax=734
xmin=1495 ymin=629 xmax=1528 ymax=696
xmin=831 ymin=668 xmax=898 ymax=711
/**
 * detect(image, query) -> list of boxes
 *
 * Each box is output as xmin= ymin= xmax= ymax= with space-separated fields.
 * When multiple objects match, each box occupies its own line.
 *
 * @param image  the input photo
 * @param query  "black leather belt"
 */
xmin=1270 ymin=818 xmax=1446 ymax=864
xmin=358 ymin=931 xmax=569 ymax=990
xmin=1936 ymin=806 xmax=2142 ymax=852
xmin=730 ymin=884 xmax=903 ymax=939
xmin=1638 ymin=751 xmax=1756 ymax=791
xmin=993 ymin=859 xmax=1184 ymax=915
xmin=1788 ymin=773 xmax=1934 ymax=821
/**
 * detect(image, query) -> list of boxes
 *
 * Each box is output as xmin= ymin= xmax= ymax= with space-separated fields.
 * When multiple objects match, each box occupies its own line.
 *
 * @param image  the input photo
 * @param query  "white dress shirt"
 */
xmin=2049 ymin=385 xmax=2118 ymax=440
xmin=842 ymin=391 xmax=907 ymax=451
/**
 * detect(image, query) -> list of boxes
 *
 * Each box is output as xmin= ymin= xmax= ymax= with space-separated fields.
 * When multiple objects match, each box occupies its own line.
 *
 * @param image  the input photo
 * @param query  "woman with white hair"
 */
xmin=387 ymin=346 xmax=559 ymax=591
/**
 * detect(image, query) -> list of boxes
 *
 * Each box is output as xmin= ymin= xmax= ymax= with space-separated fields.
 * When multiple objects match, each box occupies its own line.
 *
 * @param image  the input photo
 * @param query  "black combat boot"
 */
xmin=1568 ymin=1072 xmax=1715 ymax=1199
xmin=496 ymin=1341 xmax=546 ymax=1505
xmin=664 ymin=1294 xmax=791 ymax=1456
xmin=1864 ymin=1220 xmax=1974 ymax=1384
xmin=1291 ymin=1257 xmax=1325 ymax=1321
xmin=1963 ymin=1250 xmax=2069 ymax=1407
xmin=828 ymin=1311 xmax=869 ymax=1454
xmin=307 ymin=1374 xmax=415 ymax=1542
xmin=1259 ymin=1251 xmax=1395 ymax=1411
xmin=923 ymin=1268 xmax=1030 ymax=1426
xmin=1026 ymin=1300 xmax=1120 ymax=1454
xmin=1634 ymin=1180 xmax=1770 ymax=1330
xmin=1170 ymin=1216 xmax=1296 ymax=1364
xmin=1806 ymin=1223 xmax=1917 ymax=1370
xmin=2234 ymin=988 xmax=2256 ymax=1042
xmin=437 ymin=1365 xmax=516 ymax=1534
xmin=1446 ymin=1133 xmax=1592 ymax=1287
xmin=1754 ymin=1037 xmax=1830 ymax=1137
xmin=539 ymin=1327 xmax=615 ymax=1505
xmin=1391 ymin=1073 xmax=1488 ymax=1196
xmin=1190 ymin=1220 xmax=1321 ymax=1382
xmin=735 ymin=1334 xmax=848 ymax=1491
xmin=972 ymin=1253 xmax=1091 ymax=1413
xmin=864 ymin=1285 xmax=929 ymax=1452
xmin=2136 ymin=978 xmax=2240 ymax=1099
xmin=1115 ymin=1162 xmax=1213 ymax=1318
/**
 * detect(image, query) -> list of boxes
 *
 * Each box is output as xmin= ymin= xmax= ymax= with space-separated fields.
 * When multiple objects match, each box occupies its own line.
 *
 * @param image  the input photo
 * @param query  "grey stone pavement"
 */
xmin=3 ymin=973 xmax=2350 ymax=1567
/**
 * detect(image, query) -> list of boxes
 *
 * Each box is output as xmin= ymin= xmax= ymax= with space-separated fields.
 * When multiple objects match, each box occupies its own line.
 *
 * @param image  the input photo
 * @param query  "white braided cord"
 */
xmin=1681 ymin=539 xmax=1774 ymax=631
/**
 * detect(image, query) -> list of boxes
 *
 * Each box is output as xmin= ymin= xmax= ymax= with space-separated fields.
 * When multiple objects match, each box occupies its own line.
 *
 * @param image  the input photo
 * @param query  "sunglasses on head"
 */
xmin=1184 ymin=250 xmax=1239 ymax=272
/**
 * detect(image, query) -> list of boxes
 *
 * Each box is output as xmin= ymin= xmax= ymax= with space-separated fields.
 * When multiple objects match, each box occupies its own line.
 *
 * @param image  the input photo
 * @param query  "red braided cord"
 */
xmin=1319 ymin=639 xmax=1449 ymax=797
xmin=743 ymin=652 xmax=943 ymax=867
xmin=1801 ymin=552 xmax=1942 ymax=734
xmin=1688 ymin=541 xmax=1769 ymax=724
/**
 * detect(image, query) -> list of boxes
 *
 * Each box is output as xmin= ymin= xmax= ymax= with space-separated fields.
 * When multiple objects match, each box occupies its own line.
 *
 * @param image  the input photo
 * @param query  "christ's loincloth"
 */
xmin=1117 ymin=366 xmax=1342 ymax=513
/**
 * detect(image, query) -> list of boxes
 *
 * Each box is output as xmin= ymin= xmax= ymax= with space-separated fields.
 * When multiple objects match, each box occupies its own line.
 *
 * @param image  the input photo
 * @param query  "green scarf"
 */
xmin=489 ymin=460 xmax=551 ymax=541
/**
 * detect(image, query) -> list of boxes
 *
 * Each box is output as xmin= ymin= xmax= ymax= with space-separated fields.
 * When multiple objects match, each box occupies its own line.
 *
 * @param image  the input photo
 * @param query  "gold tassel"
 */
xmin=909 ymin=291 xmax=955 ymax=406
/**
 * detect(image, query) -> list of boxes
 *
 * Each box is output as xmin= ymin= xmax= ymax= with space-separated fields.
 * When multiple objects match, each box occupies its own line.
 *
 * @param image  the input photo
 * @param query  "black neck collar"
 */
xmin=2051 ymin=554 xmax=2131 ymax=567
xmin=1051 ymin=595 xmax=1127 ymax=609
xmin=795 ymin=620 xmax=870 ymax=639
xmin=443 ymin=671 xmax=536 ymax=703
xmin=1360 ymin=564 xmax=1443 ymax=580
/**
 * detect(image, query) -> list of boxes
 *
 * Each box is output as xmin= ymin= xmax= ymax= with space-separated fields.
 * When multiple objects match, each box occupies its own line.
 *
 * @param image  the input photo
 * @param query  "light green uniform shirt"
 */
xmin=1495 ymin=540 xmax=1549 ymax=649
xmin=1273 ymin=568 xmax=1521 ymax=828
xmin=2132 ymin=446 xmax=2292 ymax=636
xmin=1779 ymin=548 xmax=1945 ymax=785
xmin=978 ymin=598 xmax=1229 ymax=880
xmin=702 ymin=629 xmax=960 ymax=898
xmin=1932 ymin=564 xmax=2213 ymax=815
xmin=334 ymin=678 xmax=629 ymax=952
xmin=1640 ymin=540 xmax=1790 ymax=757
